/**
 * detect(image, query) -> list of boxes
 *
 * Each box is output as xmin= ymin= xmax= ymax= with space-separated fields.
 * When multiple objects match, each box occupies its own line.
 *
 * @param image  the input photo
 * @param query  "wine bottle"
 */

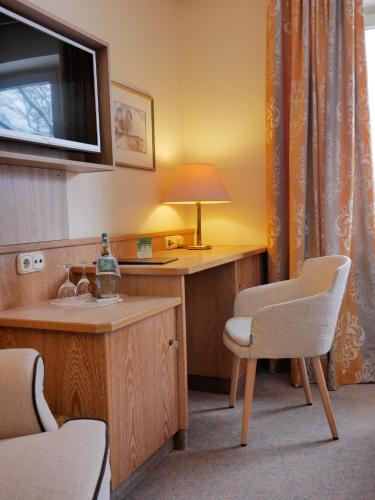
xmin=95 ymin=232 xmax=120 ymax=298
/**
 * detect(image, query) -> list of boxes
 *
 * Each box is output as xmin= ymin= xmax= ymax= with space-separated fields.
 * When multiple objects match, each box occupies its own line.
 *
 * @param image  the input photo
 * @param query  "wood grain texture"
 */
xmin=229 ymin=354 xmax=240 ymax=407
xmin=0 ymin=152 xmax=115 ymax=173
xmin=312 ymin=356 xmax=338 ymax=439
xmin=81 ymin=245 xmax=267 ymax=277
xmin=0 ymin=0 xmax=109 ymax=47
xmin=0 ymin=328 xmax=109 ymax=419
xmin=184 ymin=253 xmax=264 ymax=380
xmin=109 ymin=309 xmax=179 ymax=486
xmin=291 ymin=355 xmax=329 ymax=387
xmin=241 ymin=359 xmax=257 ymax=446
xmin=0 ymin=229 xmax=194 ymax=311
xmin=235 ymin=254 xmax=264 ymax=292
xmin=185 ymin=262 xmax=236 ymax=379
xmin=0 ymin=296 xmax=181 ymax=333
xmin=0 ymin=0 xmax=114 ymax=172
xmin=0 ymin=305 xmax=180 ymax=489
xmin=0 ymin=166 xmax=68 ymax=245
xmin=234 ymin=254 xmax=265 ymax=380
xmin=298 ymin=357 xmax=313 ymax=405
xmin=0 ymin=243 xmax=99 ymax=311
xmin=0 ymin=228 xmax=195 ymax=255
xmin=118 ymin=275 xmax=189 ymax=432
xmin=90 ymin=45 xmax=114 ymax=168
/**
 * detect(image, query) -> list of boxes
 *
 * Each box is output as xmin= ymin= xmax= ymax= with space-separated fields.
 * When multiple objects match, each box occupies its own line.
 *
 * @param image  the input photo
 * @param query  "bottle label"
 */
xmin=96 ymin=256 xmax=120 ymax=276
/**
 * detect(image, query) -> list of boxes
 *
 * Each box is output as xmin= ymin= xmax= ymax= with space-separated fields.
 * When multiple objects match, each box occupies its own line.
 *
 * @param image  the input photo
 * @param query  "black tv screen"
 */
xmin=0 ymin=6 xmax=100 ymax=152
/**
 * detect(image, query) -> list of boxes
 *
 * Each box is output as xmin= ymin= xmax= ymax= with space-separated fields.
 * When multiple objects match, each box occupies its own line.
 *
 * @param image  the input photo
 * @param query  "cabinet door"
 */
xmin=109 ymin=308 xmax=178 ymax=487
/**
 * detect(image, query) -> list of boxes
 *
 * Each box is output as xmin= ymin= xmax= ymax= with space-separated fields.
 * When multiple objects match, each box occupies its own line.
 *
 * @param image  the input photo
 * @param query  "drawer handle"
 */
xmin=169 ymin=338 xmax=174 ymax=346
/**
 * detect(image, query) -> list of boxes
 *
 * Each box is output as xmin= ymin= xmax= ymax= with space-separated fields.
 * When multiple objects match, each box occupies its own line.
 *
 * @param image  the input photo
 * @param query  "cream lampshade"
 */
xmin=164 ymin=163 xmax=231 ymax=249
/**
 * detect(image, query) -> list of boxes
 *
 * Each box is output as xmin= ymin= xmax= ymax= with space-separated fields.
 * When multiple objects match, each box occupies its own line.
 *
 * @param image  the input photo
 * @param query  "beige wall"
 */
xmin=178 ymin=0 xmax=267 ymax=245
xmin=31 ymin=0 xmax=188 ymax=238
xmin=3 ymin=0 xmax=267 ymax=245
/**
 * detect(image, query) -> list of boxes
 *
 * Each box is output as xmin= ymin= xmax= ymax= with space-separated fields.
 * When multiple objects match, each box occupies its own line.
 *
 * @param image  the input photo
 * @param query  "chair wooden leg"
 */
xmin=298 ymin=357 xmax=313 ymax=405
xmin=312 ymin=356 xmax=338 ymax=440
xmin=229 ymin=355 xmax=240 ymax=408
xmin=241 ymin=359 xmax=257 ymax=446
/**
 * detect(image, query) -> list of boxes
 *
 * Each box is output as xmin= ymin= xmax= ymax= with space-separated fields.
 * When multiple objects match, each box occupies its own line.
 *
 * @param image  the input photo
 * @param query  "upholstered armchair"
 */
xmin=0 ymin=348 xmax=110 ymax=500
xmin=223 ymin=255 xmax=351 ymax=446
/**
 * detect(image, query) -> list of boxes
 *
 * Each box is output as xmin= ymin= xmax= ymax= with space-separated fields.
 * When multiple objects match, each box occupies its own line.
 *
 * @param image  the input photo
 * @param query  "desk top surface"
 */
xmin=80 ymin=245 xmax=266 ymax=277
xmin=0 ymin=296 xmax=181 ymax=334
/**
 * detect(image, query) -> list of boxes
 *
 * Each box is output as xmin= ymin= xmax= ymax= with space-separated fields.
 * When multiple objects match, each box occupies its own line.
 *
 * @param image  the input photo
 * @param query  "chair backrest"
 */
xmin=0 ymin=348 xmax=58 ymax=439
xmin=296 ymin=255 xmax=351 ymax=355
xmin=300 ymin=255 xmax=351 ymax=298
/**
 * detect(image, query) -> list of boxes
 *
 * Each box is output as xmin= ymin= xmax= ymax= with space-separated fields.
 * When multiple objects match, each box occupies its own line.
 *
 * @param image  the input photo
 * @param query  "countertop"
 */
xmin=0 ymin=295 xmax=181 ymax=334
xmin=76 ymin=245 xmax=266 ymax=277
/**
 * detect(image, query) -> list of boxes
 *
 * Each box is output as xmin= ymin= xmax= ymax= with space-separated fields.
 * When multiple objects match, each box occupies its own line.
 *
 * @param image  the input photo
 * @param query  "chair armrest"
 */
xmin=250 ymin=292 xmax=340 ymax=359
xmin=0 ymin=349 xmax=58 ymax=439
xmin=234 ymin=278 xmax=302 ymax=316
xmin=0 ymin=419 xmax=110 ymax=500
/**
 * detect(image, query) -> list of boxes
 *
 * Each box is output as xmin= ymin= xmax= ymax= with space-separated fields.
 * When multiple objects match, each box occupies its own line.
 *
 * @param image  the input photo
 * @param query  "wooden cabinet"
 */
xmin=0 ymin=297 xmax=181 ymax=489
xmin=109 ymin=310 xmax=179 ymax=483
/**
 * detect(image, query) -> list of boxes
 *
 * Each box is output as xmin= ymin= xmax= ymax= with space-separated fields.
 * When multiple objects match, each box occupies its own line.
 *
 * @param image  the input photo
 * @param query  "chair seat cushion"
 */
xmin=0 ymin=420 xmax=110 ymax=500
xmin=224 ymin=317 xmax=252 ymax=346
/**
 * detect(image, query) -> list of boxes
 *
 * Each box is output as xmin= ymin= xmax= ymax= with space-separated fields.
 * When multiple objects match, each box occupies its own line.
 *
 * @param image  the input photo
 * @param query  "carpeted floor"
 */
xmin=126 ymin=371 xmax=375 ymax=499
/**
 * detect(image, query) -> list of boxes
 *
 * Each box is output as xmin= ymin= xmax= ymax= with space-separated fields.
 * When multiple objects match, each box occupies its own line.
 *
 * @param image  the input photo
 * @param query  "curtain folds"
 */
xmin=266 ymin=0 xmax=375 ymax=388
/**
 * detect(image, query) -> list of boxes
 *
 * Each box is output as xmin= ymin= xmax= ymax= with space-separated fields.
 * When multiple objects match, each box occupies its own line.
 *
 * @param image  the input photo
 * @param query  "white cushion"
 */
xmin=224 ymin=317 xmax=252 ymax=346
xmin=0 ymin=420 xmax=110 ymax=500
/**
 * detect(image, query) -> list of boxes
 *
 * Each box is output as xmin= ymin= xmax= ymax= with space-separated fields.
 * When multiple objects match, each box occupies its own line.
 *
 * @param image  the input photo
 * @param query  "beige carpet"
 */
xmin=126 ymin=371 xmax=375 ymax=499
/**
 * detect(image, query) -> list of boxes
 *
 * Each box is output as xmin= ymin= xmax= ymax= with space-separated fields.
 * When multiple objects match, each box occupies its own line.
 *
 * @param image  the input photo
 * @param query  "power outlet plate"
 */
xmin=32 ymin=252 xmax=45 ymax=271
xmin=165 ymin=235 xmax=185 ymax=250
xmin=17 ymin=251 xmax=45 ymax=274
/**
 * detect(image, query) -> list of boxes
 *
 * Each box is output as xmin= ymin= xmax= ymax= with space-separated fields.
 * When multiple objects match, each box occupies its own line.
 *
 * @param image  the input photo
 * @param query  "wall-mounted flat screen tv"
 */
xmin=0 ymin=6 xmax=100 ymax=153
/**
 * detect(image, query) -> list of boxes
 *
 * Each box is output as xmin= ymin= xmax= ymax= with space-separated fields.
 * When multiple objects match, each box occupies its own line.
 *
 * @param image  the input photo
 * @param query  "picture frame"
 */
xmin=112 ymin=81 xmax=155 ymax=171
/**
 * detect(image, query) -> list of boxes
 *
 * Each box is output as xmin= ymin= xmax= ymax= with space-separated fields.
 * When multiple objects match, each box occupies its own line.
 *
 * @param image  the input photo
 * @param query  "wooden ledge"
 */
xmin=0 ymin=296 xmax=181 ymax=334
xmin=77 ymin=245 xmax=267 ymax=277
xmin=0 ymin=228 xmax=195 ymax=255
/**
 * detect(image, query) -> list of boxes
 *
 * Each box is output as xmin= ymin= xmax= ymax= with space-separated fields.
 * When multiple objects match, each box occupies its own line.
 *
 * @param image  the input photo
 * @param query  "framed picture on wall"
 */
xmin=112 ymin=81 xmax=155 ymax=171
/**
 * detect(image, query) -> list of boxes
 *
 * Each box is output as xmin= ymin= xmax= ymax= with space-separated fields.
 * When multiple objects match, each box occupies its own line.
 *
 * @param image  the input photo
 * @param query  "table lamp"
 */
xmin=164 ymin=163 xmax=231 ymax=249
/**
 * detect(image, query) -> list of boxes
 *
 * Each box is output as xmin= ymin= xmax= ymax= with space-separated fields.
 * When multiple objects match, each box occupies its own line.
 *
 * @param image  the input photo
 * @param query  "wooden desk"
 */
xmin=0 ymin=296 xmax=181 ymax=488
xmin=79 ymin=245 xmax=266 ymax=435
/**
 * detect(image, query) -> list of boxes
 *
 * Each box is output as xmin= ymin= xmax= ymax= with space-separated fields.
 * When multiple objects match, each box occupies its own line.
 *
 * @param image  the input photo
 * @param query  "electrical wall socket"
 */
xmin=32 ymin=252 xmax=45 ymax=271
xmin=165 ymin=235 xmax=185 ymax=250
xmin=17 ymin=251 xmax=45 ymax=274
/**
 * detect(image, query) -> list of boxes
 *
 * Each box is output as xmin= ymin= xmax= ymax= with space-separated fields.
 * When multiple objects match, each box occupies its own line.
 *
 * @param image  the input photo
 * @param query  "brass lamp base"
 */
xmin=187 ymin=244 xmax=212 ymax=250
xmin=189 ymin=202 xmax=212 ymax=250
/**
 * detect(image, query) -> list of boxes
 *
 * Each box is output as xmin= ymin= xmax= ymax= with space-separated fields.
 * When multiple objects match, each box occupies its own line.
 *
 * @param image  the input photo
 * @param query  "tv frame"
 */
xmin=0 ymin=5 xmax=101 ymax=153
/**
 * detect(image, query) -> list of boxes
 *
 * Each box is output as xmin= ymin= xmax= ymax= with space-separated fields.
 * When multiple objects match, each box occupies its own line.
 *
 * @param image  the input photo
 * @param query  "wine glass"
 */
xmin=77 ymin=264 xmax=91 ymax=298
xmin=57 ymin=264 xmax=77 ymax=299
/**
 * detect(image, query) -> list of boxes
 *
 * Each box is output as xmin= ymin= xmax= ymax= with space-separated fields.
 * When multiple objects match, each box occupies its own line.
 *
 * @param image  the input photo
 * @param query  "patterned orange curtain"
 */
xmin=266 ymin=0 xmax=375 ymax=388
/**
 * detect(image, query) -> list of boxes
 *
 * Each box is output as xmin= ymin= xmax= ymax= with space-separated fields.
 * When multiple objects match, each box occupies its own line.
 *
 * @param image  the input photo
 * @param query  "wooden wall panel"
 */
xmin=0 ymin=229 xmax=194 ymax=311
xmin=0 ymin=244 xmax=99 ymax=311
xmin=0 ymin=165 xmax=68 ymax=246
